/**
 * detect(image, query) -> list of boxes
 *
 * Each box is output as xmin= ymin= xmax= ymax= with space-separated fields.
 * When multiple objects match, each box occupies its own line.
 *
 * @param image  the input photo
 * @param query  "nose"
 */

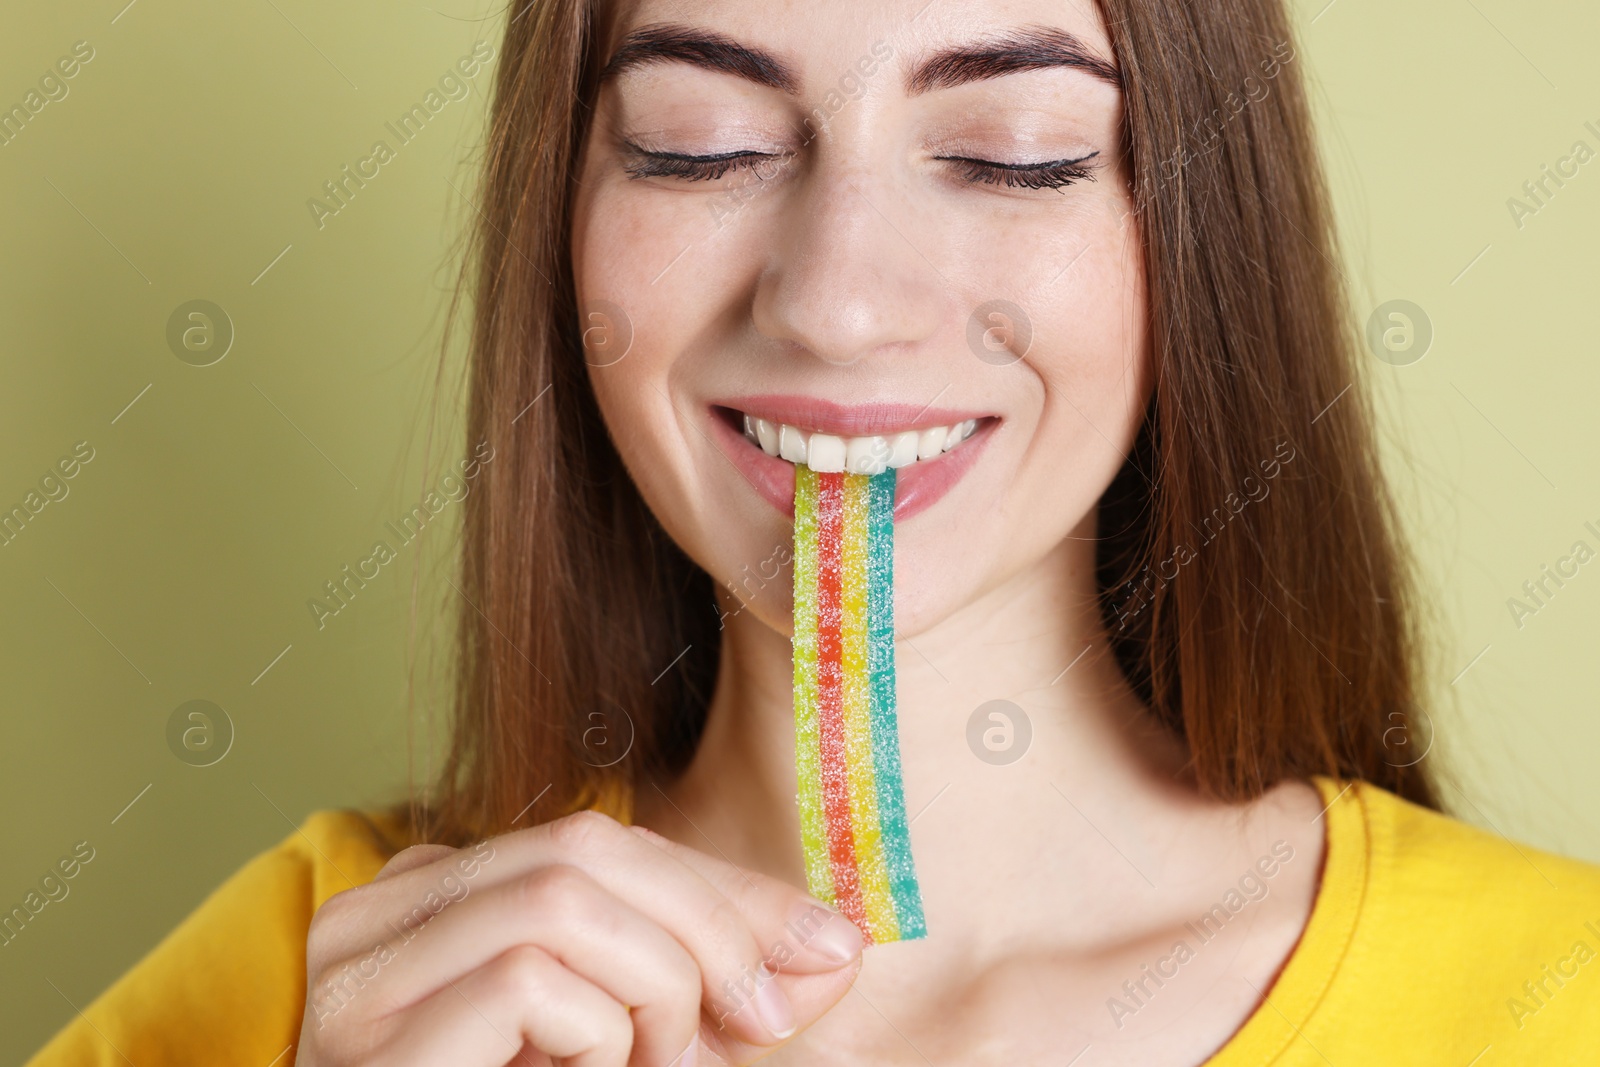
xmin=750 ymin=163 xmax=946 ymax=367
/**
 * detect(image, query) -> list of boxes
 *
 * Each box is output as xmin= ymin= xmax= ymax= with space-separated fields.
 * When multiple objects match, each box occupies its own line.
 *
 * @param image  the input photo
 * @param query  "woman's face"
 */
xmin=571 ymin=0 xmax=1148 ymax=637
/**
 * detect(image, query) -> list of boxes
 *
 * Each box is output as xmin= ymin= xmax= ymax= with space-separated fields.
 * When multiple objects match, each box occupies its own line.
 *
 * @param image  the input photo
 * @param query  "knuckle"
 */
xmin=305 ymin=959 xmax=350 ymax=1004
xmin=602 ymin=1025 xmax=635 ymax=1063
xmin=635 ymin=936 xmax=702 ymax=1013
xmin=306 ymin=885 xmax=365 ymax=945
xmin=305 ymin=952 xmax=384 ymax=1032
xmin=582 ymin=997 xmax=635 ymax=1063
xmin=665 ymin=956 xmax=704 ymax=1021
xmin=516 ymin=863 xmax=596 ymax=920
xmin=702 ymin=894 xmax=745 ymax=939
xmin=379 ymin=842 xmax=449 ymax=874
xmin=699 ymin=893 xmax=761 ymax=981
xmin=545 ymin=808 xmax=622 ymax=853
xmin=492 ymin=943 xmax=556 ymax=1002
xmin=487 ymin=945 xmax=632 ymax=1060
xmin=670 ymin=948 xmax=704 ymax=997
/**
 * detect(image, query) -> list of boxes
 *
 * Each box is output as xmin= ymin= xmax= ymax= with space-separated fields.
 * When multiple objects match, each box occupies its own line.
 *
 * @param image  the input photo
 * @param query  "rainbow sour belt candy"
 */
xmin=791 ymin=463 xmax=927 ymax=945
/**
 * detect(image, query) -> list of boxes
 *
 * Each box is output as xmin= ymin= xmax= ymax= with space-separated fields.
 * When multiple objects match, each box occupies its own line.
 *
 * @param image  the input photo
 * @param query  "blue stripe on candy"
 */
xmin=865 ymin=467 xmax=927 ymax=939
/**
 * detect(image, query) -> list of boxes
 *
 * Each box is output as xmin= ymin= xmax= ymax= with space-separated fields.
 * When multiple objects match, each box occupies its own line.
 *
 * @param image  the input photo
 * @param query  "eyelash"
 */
xmin=935 ymin=151 xmax=1100 ymax=190
xmin=622 ymin=148 xmax=778 ymax=182
xmin=621 ymin=143 xmax=1100 ymax=190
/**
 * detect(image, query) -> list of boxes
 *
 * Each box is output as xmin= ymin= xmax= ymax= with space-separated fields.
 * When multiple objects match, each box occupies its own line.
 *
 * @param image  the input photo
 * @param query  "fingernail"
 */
xmin=789 ymin=899 xmax=862 ymax=965
xmin=753 ymin=969 xmax=796 ymax=1040
xmin=671 ymin=1036 xmax=698 ymax=1067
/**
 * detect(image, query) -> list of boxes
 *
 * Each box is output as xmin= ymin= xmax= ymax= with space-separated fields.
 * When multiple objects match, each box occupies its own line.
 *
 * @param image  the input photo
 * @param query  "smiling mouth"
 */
xmin=713 ymin=405 xmax=993 ymax=475
xmin=708 ymin=398 xmax=1000 ymax=521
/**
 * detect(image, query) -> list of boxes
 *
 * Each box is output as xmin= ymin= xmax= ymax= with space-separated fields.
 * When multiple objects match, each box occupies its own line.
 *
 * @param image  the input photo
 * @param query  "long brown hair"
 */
xmin=399 ymin=0 xmax=1436 ymax=848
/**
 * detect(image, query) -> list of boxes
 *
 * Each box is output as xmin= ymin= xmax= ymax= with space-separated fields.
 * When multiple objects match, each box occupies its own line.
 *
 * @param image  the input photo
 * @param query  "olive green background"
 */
xmin=2 ymin=0 xmax=1596 ymax=1059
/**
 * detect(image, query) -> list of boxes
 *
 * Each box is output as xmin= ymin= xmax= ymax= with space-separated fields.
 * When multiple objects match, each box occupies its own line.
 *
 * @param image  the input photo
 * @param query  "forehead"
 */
xmin=594 ymin=0 xmax=1118 ymax=95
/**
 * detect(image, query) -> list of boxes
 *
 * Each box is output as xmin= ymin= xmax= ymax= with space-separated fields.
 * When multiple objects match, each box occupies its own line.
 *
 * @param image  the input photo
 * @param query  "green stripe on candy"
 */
xmin=865 ymin=468 xmax=927 ymax=939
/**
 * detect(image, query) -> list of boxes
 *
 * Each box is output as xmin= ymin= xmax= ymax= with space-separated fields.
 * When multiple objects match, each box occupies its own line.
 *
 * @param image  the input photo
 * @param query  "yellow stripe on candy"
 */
xmin=791 ymin=465 xmax=833 ymax=904
xmin=840 ymin=472 xmax=899 ymax=942
xmin=792 ymin=464 xmax=927 ymax=945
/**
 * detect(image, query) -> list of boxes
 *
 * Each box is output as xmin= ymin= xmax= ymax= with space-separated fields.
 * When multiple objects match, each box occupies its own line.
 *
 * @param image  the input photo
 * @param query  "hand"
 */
xmin=293 ymin=810 xmax=864 ymax=1066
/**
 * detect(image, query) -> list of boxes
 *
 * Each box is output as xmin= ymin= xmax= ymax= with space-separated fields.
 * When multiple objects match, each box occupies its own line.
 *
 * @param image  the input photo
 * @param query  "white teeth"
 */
xmin=737 ymin=410 xmax=984 ymax=473
xmin=754 ymin=417 xmax=779 ymax=456
xmin=807 ymin=433 xmax=847 ymax=473
xmin=778 ymin=424 xmax=808 ymax=463
xmin=940 ymin=419 xmax=976 ymax=452
xmin=846 ymin=436 xmax=890 ymax=476
xmin=887 ymin=431 xmax=919 ymax=468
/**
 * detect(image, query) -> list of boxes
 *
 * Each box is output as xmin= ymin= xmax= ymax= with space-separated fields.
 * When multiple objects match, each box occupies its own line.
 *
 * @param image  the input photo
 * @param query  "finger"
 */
xmin=308 ymin=839 xmax=500 ymax=965
xmin=373 ymin=844 xmax=457 ymax=883
xmin=623 ymin=827 xmax=865 ymax=1067
xmin=627 ymin=825 xmax=862 ymax=974
xmin=341 ymin=815 xmax=798 ymax=1048
xmin=367 ymin=943 xmax=633 ymax=1067
xmin=321 ymin=864 xmax=700 ymax=1067
xmin=535 ymin=814 xmax=801 ymax=1046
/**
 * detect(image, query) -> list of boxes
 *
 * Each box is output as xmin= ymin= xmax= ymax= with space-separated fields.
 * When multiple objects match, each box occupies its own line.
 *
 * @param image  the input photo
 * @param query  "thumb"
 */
xmin=628 ymin=826 xmax=865 ymax=1065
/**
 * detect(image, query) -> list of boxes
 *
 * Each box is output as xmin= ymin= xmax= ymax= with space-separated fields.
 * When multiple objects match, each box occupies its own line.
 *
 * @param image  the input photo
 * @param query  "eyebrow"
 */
xmin=599 ymin=24 xmax=801 ymax=94
xmin=598 ymin=23 xmax=1121 ymax=95
xmin=907 ymin=26 xmax=1121 ymax=94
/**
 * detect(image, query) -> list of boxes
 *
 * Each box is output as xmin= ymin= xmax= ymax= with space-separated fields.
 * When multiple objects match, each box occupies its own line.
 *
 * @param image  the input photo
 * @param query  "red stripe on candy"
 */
xmin=814 ymin=471 xmax=869 ymax=939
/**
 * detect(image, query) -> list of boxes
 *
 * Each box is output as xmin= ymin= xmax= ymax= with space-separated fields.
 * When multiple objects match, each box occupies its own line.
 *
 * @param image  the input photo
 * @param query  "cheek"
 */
xmin=573 ymin=173 xmax=791 ymax=600
xmin=1041 ymin=223 xmax=1150 ymax=442
xmin=890 ymin=196 xmax=1148 ymax=633
xmin=939 ymin=196 xmax=1147 ymax=599
xmin=937 ymin=181 xmax=1149 ymax=439
xmin=572 ymin=180 xmax=692 ymax=334
xmin=572 ymin=176 xmax=703 ymax=476
xmin=573 ymin=159 xmax=775 ymax=387
xmin=1025 ymin=187 xmax=1149 ymax=443
xmin=572 ymin=153 xmax=766 ymax=312
xmin=1031 ymin=229 xmax=1148 ymax=546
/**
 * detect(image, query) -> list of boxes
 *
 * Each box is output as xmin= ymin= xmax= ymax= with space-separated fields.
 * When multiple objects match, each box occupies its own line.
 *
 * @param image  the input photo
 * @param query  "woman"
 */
xmin=29 ymin=0 xmax=1600 ymax=1063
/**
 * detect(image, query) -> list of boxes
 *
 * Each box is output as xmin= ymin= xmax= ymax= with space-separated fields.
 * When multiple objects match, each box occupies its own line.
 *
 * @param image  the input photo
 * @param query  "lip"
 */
xmin=707 ymin=397 xmax=999 ymax=522
xmin=715 ymin=393 xmax=992 ymax=437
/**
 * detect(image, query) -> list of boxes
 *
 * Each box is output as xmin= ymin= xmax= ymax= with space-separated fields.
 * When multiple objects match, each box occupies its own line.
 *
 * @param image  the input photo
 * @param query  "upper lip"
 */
xmin=712 ymin=394 xmax=995 ymax=437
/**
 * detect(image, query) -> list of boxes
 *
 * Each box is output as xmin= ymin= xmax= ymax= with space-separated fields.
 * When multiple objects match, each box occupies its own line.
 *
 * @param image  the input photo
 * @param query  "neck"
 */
xmin=635 ymin=525 xmax=1198 ymax=953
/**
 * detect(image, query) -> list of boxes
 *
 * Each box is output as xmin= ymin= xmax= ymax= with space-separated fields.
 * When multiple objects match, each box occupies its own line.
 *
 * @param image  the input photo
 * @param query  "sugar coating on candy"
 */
xmin=866 ymin=470 xmax=926 ymax=939
xmin=791 ymin=464 xmax=927 ymax=945
xmin=791 ymin=466 xmax=831 ymax=902
xmin=840 ymin=473 xmax=897 ymax=940
xmin=814 ymin=471 xmax=864 ymax=927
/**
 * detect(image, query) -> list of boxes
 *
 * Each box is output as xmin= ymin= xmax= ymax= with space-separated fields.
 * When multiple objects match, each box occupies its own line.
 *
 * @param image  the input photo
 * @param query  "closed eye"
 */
xmin=621 ymin=144 xmax=787 ymax=182
xmin=619 ymin=142 xmax=1101 ymax=191
xmin=934 ymin=150 xmax=1101 ymax=190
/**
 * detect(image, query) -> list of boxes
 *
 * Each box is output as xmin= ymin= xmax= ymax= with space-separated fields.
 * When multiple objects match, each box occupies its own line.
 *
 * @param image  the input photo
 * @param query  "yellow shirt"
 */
xmin=25 ymin=776 xmax=1600 ymax=1064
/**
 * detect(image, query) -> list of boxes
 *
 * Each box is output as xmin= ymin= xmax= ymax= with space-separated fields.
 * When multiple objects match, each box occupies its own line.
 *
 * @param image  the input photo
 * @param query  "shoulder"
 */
xmin=1356 ymin=777 xmax=1600 ymax=938
xmin=24 ymin=808 xmax=405 ymax=1066
xmin=1328 ymin=779 xmax=1600 ymax=1058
